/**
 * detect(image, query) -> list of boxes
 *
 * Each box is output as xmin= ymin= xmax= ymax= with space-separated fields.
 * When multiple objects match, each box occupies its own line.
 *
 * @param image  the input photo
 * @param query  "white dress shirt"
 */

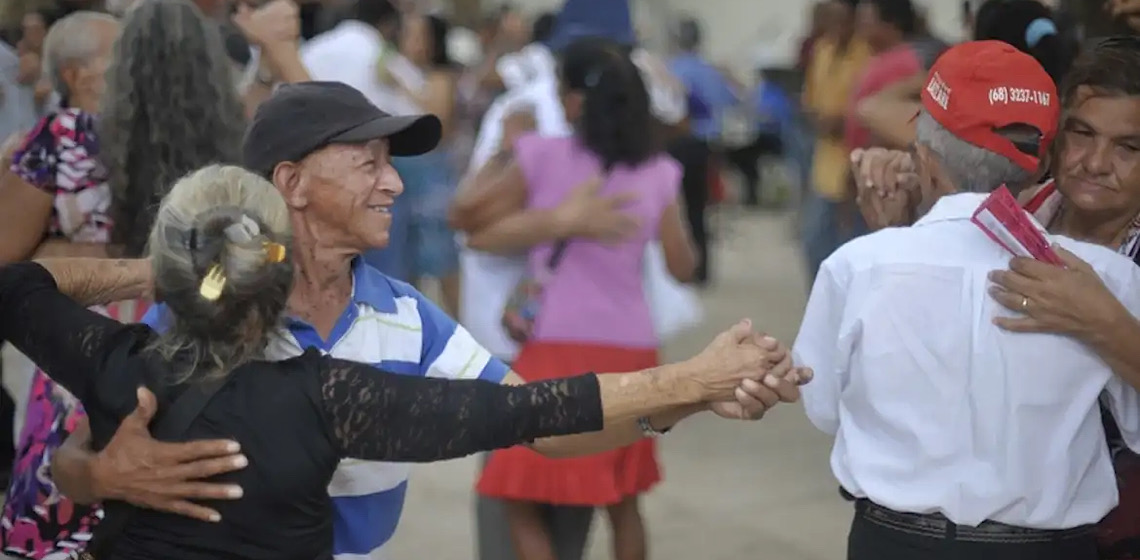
xmin=794 ymin=192 xmax=1140 ymax=529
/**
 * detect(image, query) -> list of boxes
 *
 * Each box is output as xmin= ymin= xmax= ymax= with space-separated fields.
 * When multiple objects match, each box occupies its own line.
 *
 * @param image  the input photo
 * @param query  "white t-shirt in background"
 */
xmin=300 ymin=20 xmax=423 ymax=116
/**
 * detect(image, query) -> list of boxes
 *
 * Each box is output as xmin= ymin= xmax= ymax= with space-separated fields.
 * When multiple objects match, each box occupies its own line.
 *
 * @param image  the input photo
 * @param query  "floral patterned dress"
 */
xmin=0 ymin=108 xmax=127 ymax=560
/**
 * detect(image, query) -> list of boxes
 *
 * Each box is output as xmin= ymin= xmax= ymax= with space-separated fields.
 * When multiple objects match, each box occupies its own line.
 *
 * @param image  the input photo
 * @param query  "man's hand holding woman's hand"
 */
xmin=77 ymin=388 xmax=248 ymax=522
xmin=684 ymin=320 xmax=812 ymax=420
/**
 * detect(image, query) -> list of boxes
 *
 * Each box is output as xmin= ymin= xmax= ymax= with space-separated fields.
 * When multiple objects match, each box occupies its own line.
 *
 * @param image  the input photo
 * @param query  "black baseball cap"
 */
xmin=242 ymin=81 xmax=442 ymax=177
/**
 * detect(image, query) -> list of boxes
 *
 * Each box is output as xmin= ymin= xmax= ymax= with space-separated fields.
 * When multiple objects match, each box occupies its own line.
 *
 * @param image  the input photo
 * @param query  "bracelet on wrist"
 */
xmin=637 ymin=416 xmax=672 ymax=438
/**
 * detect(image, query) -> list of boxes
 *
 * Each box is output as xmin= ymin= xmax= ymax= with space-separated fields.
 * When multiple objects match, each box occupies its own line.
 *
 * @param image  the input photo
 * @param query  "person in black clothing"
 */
xmin=666 ymin=124 xmax=712 ymax=285
xmin=0 ymin=161 xmax=803 ymax=559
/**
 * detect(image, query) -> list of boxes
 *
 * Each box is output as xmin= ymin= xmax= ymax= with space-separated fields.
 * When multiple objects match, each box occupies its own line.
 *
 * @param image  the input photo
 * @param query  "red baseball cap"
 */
xmin=920 ymin=40 xmax=1059 ymax=173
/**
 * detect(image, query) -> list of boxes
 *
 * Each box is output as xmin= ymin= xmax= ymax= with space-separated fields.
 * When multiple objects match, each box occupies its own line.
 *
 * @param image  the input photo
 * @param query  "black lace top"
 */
xmin=0 ymin=262 xmax=604 ymax=560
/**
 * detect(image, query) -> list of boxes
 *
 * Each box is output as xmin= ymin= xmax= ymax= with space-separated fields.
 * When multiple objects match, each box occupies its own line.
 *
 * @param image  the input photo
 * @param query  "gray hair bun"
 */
xmin=223 ymin=214 xmax=261 ymax=244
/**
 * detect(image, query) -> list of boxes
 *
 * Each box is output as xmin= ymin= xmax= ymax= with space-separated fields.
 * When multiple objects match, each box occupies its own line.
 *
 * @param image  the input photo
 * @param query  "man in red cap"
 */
xmin=908 ymin=40 xmax=1057 ymax=215
xmin=793 ymin=40 xmax=1140 ymax=560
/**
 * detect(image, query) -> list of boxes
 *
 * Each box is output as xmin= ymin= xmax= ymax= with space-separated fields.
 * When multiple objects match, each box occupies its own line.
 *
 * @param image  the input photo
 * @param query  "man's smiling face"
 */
xmin=291 ymin=139 xmax=404 ymax=253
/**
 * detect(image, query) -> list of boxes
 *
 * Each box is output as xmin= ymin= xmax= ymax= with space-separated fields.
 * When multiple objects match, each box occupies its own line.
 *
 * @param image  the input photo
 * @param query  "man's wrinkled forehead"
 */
xmin=298 ymin=139 xmax=389 ymax=175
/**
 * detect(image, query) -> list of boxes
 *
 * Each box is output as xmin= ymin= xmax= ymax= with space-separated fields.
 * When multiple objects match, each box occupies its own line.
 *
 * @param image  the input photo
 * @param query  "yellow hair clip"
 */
xmin=199 ymin=264 xmax=227 ymax=301
xmin=264 ymin=242 xmax=287 ymax=264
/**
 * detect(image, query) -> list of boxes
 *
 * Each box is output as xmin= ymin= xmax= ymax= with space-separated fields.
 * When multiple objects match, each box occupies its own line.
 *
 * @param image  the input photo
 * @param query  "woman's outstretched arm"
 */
xmin=0 ymin=261 xmax=145 ymax=404
xmin=321 ymin=361 xmax=606 ymax=462
xmin=319 ymin=322 xmax=804 ymax=462
xmin=32 ymin=257 xmax=152 ymax=306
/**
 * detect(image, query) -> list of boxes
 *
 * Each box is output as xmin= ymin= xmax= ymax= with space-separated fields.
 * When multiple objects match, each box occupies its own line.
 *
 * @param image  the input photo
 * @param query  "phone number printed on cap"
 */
xmin=988 ymin=86 xmax=1051 ymax=107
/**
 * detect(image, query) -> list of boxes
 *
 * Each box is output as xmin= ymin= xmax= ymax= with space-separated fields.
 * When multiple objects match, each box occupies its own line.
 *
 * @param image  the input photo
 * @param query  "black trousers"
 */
xmin=723 ymin=132 xmax=783 ymax=207
xmin=476 ymin=444 xmax=593 ymax=560
xmin=848 ymin=500 xmax=1099 ymax=560
xmin=666 ymin=135 xmax=711 ymax=285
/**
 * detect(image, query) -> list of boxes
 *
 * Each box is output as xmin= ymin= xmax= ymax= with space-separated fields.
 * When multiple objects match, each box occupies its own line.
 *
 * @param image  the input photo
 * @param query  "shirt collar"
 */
xmin=280 ymin=257 xmax=396 ymax=332
xmin=348 ymin=257 xmax=397 ymax=313
xmin=913 ymin=192 xmax=989 ymax=227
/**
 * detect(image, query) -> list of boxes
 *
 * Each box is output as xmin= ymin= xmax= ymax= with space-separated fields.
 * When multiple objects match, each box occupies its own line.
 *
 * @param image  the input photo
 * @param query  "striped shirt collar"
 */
xmin=346 ymin=256 xmax=397 ymax=313
xmin=283 ymin=257 xmax=398 ymax=320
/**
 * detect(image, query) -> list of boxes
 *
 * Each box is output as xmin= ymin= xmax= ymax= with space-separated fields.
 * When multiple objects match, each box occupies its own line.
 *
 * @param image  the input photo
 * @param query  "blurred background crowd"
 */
xmin=0 ymin=0 xmax=1138 ymax=559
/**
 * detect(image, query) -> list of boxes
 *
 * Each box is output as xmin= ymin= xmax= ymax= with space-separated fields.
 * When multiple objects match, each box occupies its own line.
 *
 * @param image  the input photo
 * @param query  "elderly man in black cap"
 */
xmin=48 ymin=81 xmax=802 ymax=560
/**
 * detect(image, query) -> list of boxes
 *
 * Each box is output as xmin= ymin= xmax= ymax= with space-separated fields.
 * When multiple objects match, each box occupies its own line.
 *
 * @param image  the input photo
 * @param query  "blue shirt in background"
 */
xmin=668 ymin=52 xmax=740 ymax=142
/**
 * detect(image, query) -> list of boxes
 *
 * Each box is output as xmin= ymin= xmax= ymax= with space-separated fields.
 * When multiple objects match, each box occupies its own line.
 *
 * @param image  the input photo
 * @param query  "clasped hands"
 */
xmin=850 ymin=147 xmax=919 ymax=231
xmin=686 ymin=319 xmax=813 ymax=420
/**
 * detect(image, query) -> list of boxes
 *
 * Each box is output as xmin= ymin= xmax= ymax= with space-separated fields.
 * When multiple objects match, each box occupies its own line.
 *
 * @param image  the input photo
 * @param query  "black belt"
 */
xmin=854 ymin=499 xmax=1095 ymax=544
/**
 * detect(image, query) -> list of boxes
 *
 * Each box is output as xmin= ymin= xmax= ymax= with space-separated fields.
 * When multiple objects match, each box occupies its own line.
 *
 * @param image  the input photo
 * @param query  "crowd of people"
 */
xmin=0 ymin=0 xmax=798 ymax=559
xmin=2 ymin=0 xmax=1140 ymax=559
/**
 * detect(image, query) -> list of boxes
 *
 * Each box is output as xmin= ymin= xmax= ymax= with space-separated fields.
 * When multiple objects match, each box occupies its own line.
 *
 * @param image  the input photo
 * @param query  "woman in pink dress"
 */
xmin=460 ymin=37 xmax=698 ymax=560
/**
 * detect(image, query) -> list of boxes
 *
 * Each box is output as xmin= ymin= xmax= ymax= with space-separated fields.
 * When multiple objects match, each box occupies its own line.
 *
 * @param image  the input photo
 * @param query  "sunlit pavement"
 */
xmin=388 ymin=210 xmax=853 ymax=560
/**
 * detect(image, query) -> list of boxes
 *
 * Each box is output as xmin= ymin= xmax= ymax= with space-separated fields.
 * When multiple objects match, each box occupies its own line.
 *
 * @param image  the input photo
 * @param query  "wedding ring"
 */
xmin=1021 ymin=296 xmax=1029 ymax=310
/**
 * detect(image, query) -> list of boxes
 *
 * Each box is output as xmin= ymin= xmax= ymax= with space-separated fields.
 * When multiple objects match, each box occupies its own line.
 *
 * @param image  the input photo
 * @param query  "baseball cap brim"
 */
xmin=330 ymin=113 xmax=443 ymax=157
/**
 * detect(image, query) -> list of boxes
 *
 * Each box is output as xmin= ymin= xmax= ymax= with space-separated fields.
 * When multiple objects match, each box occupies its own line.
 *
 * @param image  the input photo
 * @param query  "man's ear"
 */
xmin=913 ymin=143 xmax=944 ymax=189
xmin=271 ymin=162 xmax=307 ymax=209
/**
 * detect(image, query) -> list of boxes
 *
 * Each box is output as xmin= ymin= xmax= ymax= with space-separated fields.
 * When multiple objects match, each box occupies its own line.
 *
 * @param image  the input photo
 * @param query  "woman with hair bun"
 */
xmin=0 ymin=163 xmax=796 ymax=560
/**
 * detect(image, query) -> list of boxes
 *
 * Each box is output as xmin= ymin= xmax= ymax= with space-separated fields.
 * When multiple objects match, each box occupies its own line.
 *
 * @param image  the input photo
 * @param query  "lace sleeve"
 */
xmin=318 ymin=358 xmax=604 ymax=462
xmin=0 ymin=262 xmax=143 ymax=404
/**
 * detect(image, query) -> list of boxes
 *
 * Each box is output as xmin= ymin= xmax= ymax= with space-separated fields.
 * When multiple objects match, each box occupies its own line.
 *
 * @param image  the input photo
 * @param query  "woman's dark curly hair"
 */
xmin=100 ymin=0 xmax=245 ymax=258
xmin=559 ymin=37 xmax=658 ymax=170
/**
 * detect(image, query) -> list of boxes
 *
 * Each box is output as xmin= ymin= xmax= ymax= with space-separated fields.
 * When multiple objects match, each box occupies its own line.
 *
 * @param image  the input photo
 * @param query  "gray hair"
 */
xmin=101 ymin=0 xmax=246 ymax=258
xmin=41 ymin=11 xmax=118 ymax=101
xmin=914 ymin=111 xmax=1032 ymax=193
xmin=148 ymin=165 xmax=294 ymax=383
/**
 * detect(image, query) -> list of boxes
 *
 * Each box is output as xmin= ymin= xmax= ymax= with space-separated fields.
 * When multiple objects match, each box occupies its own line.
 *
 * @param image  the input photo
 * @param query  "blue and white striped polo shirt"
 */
xmin=141 ymin=259 xmax=510 ymax=559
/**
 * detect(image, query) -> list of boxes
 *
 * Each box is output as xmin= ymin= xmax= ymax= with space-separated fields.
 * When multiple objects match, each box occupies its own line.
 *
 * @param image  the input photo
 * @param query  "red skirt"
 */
xmin=476 ymin=341 xmax=662 ymax=506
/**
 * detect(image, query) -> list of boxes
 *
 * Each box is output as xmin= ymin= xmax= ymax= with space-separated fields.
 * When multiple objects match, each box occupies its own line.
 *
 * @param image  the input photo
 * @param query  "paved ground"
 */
xmin=387 ymin=210 xmax=854 ymax=560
